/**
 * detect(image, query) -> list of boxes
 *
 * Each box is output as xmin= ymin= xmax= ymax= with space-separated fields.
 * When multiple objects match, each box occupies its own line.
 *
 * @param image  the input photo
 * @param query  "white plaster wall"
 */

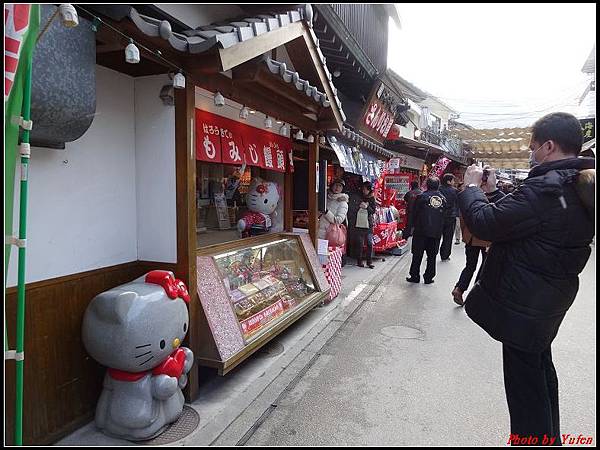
xmin=7 ymin=66 xmax=137 ymax=286
xmin=420 ymin=97 xmax=453 ymax=129
xmin=155 ymin=4 xmax=244 ymax=29
xmin=134 ymin=75 xmax=177 ymax=263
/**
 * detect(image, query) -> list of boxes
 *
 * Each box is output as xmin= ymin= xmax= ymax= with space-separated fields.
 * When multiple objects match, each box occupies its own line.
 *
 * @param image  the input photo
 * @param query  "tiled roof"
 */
xmin=90 ymin=4 xmax=345 ymax=122
xmin=90 ymin=5 xmax=306 ymax=54
xmin=337 ymin=126 xmax=395 ymax=159
xmin=264 ymin=57 xmax=331 ymax=109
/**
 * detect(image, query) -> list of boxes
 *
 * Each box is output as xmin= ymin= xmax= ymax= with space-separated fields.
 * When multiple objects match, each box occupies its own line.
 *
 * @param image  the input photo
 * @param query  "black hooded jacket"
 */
xmin=412 ymin=189 xmax=447 ymax=238
xmin=458 ymin=157 xmax=595 ymax=353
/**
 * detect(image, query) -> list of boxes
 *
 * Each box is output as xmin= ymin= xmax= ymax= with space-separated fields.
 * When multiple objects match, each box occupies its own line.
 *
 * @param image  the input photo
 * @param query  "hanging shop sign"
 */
xmin=358 ymin=81 xmax=407 ymax=145
xmin=195 ymin=109 xmax=291 ymax=173
xmin=387 ymin=155 xmax=425 ymax=173
xmin=421 ymin=156 xmax=451 ymax=190
xmin=580 ymin=118 xmax=595 ymax=143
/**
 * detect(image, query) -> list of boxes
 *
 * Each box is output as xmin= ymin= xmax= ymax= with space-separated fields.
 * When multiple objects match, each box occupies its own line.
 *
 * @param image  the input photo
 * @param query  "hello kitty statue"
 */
xmin=82 ymin=270 xmax=194 ymax=441
xmin=237 ymin=177 xmax=281 ymax=238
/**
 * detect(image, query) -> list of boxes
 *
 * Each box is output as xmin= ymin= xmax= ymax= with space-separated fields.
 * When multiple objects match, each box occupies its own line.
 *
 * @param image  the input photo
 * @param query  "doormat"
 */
xmin=140 ymin=405 xmax=200 ymax=445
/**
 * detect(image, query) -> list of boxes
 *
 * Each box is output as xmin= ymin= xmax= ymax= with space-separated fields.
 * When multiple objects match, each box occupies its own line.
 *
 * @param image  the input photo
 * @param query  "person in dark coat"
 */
xmin=439 ymin=173 xmax=459 ymax=261
xmin=406 ymin=176 xmax=447 ymax=284
xmin=347 ymin=181 xmax=377 ymax=268
xmin=458 ymin=112 xmax=595 ymax=445
xmin=452 ymin=179 xmax=505 ymax=306
xmin=402 ymin=180 xmax=422 ymax=238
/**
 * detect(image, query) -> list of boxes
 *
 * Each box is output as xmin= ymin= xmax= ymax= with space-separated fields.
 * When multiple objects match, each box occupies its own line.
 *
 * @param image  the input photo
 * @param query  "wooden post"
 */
xmin=308 ymin=138 xmax=319 ymax=246
xmin=174 ymin=82 xmax=199 ymax=402
xmin=284 ymin=170 xmax=293 ymax=231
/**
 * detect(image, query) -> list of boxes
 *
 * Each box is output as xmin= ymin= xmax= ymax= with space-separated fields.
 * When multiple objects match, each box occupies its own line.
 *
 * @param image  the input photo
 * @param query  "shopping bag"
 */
xmin=356 ymin=208 xmax=370 ymax=229
xmin=326 ymin=223 xmax=347 ymax=248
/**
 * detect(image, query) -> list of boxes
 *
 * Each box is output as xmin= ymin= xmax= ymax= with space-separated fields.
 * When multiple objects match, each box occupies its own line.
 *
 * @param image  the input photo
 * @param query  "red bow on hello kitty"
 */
xmin=255 ymin=183 xmax=269 ymax=194
xmin=145 ymin=270 xmax=190 ymax=303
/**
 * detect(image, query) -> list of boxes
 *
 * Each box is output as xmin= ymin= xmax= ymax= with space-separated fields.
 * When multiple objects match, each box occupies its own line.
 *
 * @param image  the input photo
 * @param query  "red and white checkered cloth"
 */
xmin=322 ymin=246 xmax=343 ymax=304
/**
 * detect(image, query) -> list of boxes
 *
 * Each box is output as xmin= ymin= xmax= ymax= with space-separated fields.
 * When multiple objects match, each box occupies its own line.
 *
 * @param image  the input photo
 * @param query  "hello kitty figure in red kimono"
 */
xmin=237 ymin=177 xmax=281 ymax=237
xmin=82 ymin=270 xmax=193 ymax=441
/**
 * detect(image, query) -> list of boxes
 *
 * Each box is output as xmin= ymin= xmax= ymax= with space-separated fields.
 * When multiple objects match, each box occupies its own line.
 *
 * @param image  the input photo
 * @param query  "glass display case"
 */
xmin=195 ymin=233 xmax=330 ymax=374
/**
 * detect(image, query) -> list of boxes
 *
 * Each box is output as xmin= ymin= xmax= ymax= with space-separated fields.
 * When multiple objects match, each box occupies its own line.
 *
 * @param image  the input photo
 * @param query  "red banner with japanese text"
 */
xmin=195 ymin=109 xmax=222 ymax=163
xmin=195 ymin=108 xmax=292 ymax=172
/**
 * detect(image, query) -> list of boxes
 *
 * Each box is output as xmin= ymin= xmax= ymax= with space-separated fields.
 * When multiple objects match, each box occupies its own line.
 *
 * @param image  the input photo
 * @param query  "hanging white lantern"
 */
xmin=264 ymin=116 xmax=273 ymax=129
xmin=214 ymin=91 xmax=225 ymax=107
xmin=125 ymin=39 xmax=140 ymax=64
xmin=172 ymin=72 xmax=185 ymax=89
xmin=239 ymin=106 xmax=249 ymax=119
xmin=59 ymin=4 xmax=79 ymax=28
xmin=295 ymin=130 xmax=304 ymax=140
xmin=307 ymin=134 xmax=315 ymax=143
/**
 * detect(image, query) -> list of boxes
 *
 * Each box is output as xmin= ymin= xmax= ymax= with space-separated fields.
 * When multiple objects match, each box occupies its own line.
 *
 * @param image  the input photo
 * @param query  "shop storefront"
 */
xmin=191 ymin=89 xmax=333 ymax=374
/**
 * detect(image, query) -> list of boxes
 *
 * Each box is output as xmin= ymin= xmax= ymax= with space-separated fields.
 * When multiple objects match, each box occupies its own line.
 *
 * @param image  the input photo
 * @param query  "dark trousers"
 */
xmin=439 ymin=217 xmax=457 ymax=260
xmin=409 ymin=236 xmax=440 ymax=281
xmin=503 ymin=344 xmax=561 ymax=446
xmin=352 ymin=229 xmax=373 ymax=264
xmin=403 ymin=212 xmax=414 ymax=239
xmin=455 ymin=244 xmax=487 ymax=292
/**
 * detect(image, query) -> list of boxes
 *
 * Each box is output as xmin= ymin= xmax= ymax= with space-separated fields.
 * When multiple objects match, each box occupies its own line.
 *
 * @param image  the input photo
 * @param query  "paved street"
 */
xmin=243 ymin=243 xmax=597 ymax=446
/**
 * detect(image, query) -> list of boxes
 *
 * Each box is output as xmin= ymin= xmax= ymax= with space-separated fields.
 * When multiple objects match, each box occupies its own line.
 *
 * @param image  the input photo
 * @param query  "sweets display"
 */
xmin=214 ymin=238 xmax=316 ymax=341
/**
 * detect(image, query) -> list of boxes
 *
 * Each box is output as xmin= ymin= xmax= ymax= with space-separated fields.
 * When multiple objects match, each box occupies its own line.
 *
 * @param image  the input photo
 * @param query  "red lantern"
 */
xmin=387 ymin=124 xmax=401 ymax=141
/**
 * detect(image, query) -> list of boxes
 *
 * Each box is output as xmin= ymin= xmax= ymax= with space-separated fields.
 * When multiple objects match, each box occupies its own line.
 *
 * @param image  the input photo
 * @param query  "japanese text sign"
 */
xmin=195 ymin=109 xmax=292 ymax=172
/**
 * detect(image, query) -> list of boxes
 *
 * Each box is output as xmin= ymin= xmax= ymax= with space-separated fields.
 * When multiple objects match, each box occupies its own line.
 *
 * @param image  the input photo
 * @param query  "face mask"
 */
xmin=528 ymin=141 xmax=549 ymax=168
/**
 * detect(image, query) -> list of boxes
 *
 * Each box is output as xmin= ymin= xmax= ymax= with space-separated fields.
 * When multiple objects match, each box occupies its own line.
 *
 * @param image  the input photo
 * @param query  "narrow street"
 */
xmin=243 ymin=244 xmax=597 ymax=447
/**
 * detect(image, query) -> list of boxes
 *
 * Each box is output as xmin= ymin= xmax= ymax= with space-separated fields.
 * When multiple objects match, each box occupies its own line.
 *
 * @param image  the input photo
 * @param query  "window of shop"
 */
xmin=195 ymin=108 xmax=292 ymax=247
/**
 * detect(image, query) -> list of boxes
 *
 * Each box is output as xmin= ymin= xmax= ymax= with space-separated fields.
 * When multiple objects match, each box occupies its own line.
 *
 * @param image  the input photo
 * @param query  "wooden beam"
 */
xmin=96 ymin=43 xmax=123 ymax=54
xmin=285 ymin=36 xmax=321 ymax=88
xmin=308 ymin=139 xmax=319 ymax=247
xmin=174 ymin=82 xmax=199 ymax=402
xmin=285 ymin=26 xmax=344 ymax=131
xmin=254 ymin=69 xmax=321 ymax=114
xmin=218 ymin=21 xmax=304 ymax=72
xmin=188 ymin=72 xmax=317 ymax=131
xmin=231 ymin=59 xmax=320 ymax=114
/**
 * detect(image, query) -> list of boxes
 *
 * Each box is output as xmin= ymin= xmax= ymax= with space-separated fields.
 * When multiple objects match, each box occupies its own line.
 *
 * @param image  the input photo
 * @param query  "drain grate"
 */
xmin=139 ymin=405 xmax=200 ymax=445
xmin=379 ymin=325 xmax=424 ymax=340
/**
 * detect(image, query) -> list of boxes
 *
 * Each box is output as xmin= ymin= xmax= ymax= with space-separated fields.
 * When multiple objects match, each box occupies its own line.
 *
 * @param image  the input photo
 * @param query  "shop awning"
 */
xmin=327 ymin=136 xmax=386 ymax=179
xmin=84 ymin=4 xmax=346 ymax=132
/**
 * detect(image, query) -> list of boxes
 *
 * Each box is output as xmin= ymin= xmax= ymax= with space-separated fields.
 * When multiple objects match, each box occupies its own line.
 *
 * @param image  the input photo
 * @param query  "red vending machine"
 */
xmin=384 ymin=169 xmax=419 ymax=232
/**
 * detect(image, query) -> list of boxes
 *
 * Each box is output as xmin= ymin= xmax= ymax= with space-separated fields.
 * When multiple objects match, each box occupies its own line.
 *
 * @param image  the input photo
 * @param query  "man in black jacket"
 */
xmin=439 ymin=173 xmax=459 ymax=260
xmin=458 ymin=112 xmax=595 ymax=445
xmin=406 ymin=177 xmax=447 ymax=284
xmin=402 ymin=180 xmax=422 ymax=238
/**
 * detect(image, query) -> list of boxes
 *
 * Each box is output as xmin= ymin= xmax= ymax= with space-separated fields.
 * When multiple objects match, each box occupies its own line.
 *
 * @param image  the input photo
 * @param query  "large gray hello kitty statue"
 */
xmin=237 ymin=177 xmax=281 ymax=238
xmin=82 ymin=270 xmax=194 ymax=441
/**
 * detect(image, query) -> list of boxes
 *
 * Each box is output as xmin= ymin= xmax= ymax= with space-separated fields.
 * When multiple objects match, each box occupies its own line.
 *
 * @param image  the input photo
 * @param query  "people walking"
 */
xmin=454 ymin=182 xmax=464 ymax=244
xmin=347 ymin=181 xmax=377 ymax=269
xmin=458 ymin=112 xmax=595 ymax=445
xmin=439 ymin=173 xmax=459 ymax=260
xmin=406 ymin=177 xmax=447 ymax=284
xmin=451 ymin=182 xmax=505 ymax=306
xmin=402 ymin=180 xmax=422 ymax=239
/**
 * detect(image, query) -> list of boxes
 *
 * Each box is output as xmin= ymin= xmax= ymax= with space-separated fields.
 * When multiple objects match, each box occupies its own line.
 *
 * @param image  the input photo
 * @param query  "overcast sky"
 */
xmin=388 ymin=3 xmax=596 ymax=129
